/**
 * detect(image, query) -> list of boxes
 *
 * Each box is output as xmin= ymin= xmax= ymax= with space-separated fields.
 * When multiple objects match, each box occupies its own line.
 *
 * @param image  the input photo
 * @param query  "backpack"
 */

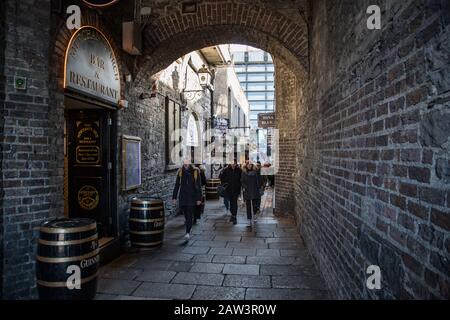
xmin=178 ymin=167 xmax=199 ymax=182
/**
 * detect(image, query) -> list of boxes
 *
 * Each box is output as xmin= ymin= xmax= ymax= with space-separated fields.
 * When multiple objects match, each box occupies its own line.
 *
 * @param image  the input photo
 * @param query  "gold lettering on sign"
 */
xmin=69 ymin=71 xmax=119 ymax=100
xmin=78 ymin=185 xmax=99 ymax=211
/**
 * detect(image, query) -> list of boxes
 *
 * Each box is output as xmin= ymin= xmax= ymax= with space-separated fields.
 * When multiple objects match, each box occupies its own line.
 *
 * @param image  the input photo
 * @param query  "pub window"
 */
xmin=165 ymin=97 xmax=182 ymax=167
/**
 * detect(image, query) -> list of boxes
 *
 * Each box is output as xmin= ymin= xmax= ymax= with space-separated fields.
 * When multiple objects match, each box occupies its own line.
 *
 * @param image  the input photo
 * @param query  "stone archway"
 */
xmin=130 ymin=1 xmax=309 ymax=216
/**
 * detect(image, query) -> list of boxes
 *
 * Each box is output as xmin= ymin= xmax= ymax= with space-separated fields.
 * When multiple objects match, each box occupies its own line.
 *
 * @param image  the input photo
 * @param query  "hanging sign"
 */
xmin=258 ymin=112 xmax=276 ymax=128
xmin=65 ymin=26 xmax=120 ymax=105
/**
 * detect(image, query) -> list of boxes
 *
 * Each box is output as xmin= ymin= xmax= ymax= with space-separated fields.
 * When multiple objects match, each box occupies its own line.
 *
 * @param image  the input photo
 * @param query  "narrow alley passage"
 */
xmin=95 ymin=189 xmax=329 ymax=300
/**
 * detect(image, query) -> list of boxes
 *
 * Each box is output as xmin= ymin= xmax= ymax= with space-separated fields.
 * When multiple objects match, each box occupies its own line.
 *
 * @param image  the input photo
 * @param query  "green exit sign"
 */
xmin=14 ymin=76 xmax=27 ymax=90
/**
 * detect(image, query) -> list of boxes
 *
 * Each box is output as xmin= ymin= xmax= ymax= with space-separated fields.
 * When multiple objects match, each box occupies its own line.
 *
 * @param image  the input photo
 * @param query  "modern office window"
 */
xmin=247 ymin=73 xmax=266 ymax=81
xmin=247 ymin=64 xmax=266 ymax=72
xmin=247 ymin=83 xmax=266 ymax=91
xmin=247 ymin=92 xmax=266 ymax=100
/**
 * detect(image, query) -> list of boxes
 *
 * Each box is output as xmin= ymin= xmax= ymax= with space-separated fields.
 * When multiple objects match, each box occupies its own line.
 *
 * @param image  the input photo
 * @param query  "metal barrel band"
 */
xmin=37 ymin=271 xmax=99 ymax=288
xmin=40 ymin=222 xmax=97 ymax=234
xmin=129 ymin=218 xmax=164 ymax=223
xmin=130 ymin=206 xmax=164 ymax=211
xmin=36 ymin=249 xmax=99 ymax=263
xmin=131 ymin=241 xmax=163 ymax=247
xmin=130 ymin=230 xmax=163 ymax=235
xmin=38 ymin=234 xmax=98 ymax=246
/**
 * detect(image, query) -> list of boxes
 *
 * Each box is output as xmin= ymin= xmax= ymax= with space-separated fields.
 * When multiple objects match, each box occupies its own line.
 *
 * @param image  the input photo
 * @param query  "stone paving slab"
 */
xmin=209 ymin=247 xmax=234 ymax=255
xmin=232 ymin=248 xmax=257 ymax=256
xmin=246 ymin=256 xmax=296 ymax=265
xmin=136 ymin=270 xmax=177 ymax=283
xmin=97 ymin=278 xmax=141 ymax=296
xmin=245 ymin=288 xmax=329 ymax=300
xmin=193 ymin=254 xmax=214 ymax=263
xmin=272 ymin=275 xmax=327 ymax=290
xmin=100 ymin=267 xmax=143 ymax=280
xmin=172 ymin=272 xmax=224 ymax=286
xmin=223 ymin=275 xmax=271 ymax=288
xmin=212 ymin=255 xmax=247 ymax=264
xmin=190 ymin=262 xmax=225 ymax=274
xmin=192 ymin=286 xmax=246 ymax=300
xmin=223 ymin=264 xmax=260 ymax=276
xmin=133 ymin=283 xmax=196 ymax=300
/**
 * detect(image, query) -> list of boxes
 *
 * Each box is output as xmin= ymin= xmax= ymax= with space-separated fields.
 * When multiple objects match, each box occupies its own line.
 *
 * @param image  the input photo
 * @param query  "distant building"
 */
xmin=230 ymin=45 xmax=275 ymax=129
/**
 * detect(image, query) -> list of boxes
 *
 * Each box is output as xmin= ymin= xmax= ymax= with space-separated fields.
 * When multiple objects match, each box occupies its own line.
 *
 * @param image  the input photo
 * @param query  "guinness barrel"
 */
xmin=36 ymin=218 xmax=99 ymax=300
xmin=129 ymin=198 xmax=165 ymax=248
xmin=206 ymin=179 xmax=221 ymax=200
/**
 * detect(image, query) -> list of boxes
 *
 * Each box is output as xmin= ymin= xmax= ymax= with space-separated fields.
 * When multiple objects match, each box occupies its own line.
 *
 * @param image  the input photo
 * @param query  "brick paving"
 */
xmin=95 ymin=189 xmax=329 ymax=300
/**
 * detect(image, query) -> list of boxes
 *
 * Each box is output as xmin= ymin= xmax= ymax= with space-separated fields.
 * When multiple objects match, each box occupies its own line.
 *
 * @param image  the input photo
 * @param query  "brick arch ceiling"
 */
xmin=135 ymin=1 xmax=308 ymax=81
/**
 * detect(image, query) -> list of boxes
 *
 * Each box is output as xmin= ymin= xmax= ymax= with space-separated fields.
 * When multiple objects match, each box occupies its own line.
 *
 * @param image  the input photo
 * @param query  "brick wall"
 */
xmin=295 ymin=0 xmax=450 ymax=299
xmin=1 ymin=0 xmax=52 ymax=299
xmin=0 ymin=0 xmax=5 ymax=300
xmin=274 ymin=60 xmax=300 ymax=214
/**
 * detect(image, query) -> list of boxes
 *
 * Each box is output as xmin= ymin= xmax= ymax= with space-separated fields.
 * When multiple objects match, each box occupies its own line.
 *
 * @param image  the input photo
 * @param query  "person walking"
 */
xmin=241 ymin=161 xmax=262 ymax=226
xmin=255 ymin=161 xmax=266 ymax=216
xmin=172 ymin=159 xmax=202 ymax=240
xmin=194 ymin=164 xmax=207 ymax=224
xmin=219 ymin=165 xmax=230 ymax=213
xmin=219 ymin=159 xmax=242 ymax=225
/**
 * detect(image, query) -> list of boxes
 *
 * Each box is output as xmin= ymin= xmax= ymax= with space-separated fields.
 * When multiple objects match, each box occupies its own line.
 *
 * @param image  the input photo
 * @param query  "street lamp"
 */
xmin=180 ymin=64 xmax=213 ymax=109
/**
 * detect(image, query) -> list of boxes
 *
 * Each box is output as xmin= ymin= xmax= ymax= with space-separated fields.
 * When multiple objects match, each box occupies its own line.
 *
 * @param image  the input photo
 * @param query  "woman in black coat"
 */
xmin=241 ymin=162 xmax=263 ymax=226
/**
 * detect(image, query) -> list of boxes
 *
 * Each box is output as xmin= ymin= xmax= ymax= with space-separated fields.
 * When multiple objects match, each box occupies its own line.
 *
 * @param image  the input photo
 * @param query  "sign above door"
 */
xmin=65 ymin=26 xmax=121 ymax=106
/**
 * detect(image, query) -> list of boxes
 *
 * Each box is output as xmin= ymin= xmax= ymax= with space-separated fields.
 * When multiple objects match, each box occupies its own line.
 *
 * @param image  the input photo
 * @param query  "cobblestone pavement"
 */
xmin=95 ymin=189 xmax=330 ymax=300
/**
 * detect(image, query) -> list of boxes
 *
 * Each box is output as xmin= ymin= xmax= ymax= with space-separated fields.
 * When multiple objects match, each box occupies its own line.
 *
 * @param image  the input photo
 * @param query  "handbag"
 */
xmin=217 ymin=183 xmax=228 ymax=198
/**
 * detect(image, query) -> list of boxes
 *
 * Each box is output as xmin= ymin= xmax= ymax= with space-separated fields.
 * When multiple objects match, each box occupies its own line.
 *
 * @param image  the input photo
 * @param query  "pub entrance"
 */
xmin=65 ymin=107 xmax=114 ymax=238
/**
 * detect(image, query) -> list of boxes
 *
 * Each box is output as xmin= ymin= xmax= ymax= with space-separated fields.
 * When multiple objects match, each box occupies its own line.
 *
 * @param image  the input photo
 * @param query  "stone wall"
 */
xmin=0 ymin=0 xmax=6 ymax=299
xmin=295 ymin=0 xmax=450 ymax=299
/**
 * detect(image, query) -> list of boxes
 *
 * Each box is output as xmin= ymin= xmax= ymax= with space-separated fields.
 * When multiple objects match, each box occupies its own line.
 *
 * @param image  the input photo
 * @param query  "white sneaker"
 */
xmin=184 ymin=233 xmax=190 ymax=240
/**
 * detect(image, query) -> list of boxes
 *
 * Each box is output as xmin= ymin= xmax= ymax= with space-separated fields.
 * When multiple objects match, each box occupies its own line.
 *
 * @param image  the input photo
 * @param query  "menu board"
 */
xmin=122 ymin=135 xmax=142 ymax=191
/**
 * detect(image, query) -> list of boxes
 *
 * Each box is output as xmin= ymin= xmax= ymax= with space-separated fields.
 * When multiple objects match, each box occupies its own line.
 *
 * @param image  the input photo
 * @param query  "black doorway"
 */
xmin=66 ymin=108 xmax=115 ymax=238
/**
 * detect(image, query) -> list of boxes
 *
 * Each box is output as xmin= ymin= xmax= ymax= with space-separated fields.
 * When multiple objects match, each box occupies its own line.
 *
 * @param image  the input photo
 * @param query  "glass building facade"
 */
xmin=230 ymin=45 xmax=275 ymax=129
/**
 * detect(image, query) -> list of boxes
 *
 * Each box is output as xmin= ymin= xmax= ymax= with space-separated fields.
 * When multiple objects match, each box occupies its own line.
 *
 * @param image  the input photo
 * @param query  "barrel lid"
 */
xmin=131 ymin=198 xmax=163 ymax=205
xmin=40 ymin=218 xmax=97 ymax=234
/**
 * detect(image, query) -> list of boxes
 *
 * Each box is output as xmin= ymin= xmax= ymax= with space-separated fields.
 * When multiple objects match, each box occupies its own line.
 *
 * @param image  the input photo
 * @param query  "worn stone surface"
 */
xmin=93 ymin=195 xmax=329 ymax=300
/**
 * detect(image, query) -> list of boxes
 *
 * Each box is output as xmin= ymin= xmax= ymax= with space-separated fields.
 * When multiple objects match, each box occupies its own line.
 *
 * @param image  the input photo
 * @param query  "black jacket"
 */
xmin=172 ymin=166 xmax=202 ymax=206
xmin=219 ymin=165 xmax=242 ymax=197
xmin=241 ymin=169 xmax=263 ymax=200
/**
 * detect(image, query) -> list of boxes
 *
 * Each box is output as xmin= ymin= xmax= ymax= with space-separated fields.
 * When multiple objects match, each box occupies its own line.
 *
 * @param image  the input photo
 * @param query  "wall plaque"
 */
xmin=122 ymin=135 xmax=142 ymax=191
xmin=65 ymin=26 xmax=120 ymax=105
xmin=258 ymin=112 xmax=276 ymax=129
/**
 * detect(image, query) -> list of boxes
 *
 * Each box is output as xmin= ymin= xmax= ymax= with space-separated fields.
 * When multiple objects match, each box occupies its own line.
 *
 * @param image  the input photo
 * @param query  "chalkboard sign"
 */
xmin=122 ymin=135 xmax=142 ymax=191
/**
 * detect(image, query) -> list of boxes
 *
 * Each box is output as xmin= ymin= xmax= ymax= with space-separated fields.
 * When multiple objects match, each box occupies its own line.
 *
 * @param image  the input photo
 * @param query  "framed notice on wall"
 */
xmin=122 ymin=135 xmax=142 ymax=191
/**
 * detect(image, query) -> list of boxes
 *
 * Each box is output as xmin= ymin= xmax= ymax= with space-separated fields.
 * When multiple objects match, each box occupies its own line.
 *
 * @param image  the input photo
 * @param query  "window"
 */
xmin=247 ymin=92 xmax=266 ymax=100
xmin=267 ymin=65 xmax=275 ymax=72
xmin=233 ymin=52 xmax=245 ymax=62
xmin=247 ymin=83 xmax=266 ymax=91
xmin=267 ymin=73 xmax=274 ymax=81
xmin=247 ymin=64 xmax=266 ymax=72
xmin=248 ymin=51 xmax=264 ymax=62
xmin=235 ymin=65 xmax=246 ymax=73
xmin=247 ymin=73 xmax=266 ymax=81
xmin=267 ymin=92 xmax=275 ymax=100
xmin=165 ymin=97 xmax=182 ymax=167
xmin=237 ymin=74 xmax=247 ymax=82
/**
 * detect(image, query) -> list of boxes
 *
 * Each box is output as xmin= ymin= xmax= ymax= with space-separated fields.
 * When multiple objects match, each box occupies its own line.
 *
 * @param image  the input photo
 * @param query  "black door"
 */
xmin=67 ymin=109 xmax=112 ymax=237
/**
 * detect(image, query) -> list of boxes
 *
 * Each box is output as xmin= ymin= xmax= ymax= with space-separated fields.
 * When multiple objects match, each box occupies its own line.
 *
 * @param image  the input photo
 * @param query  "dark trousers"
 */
xmin=181 ymin=205 xmax=195 ymax=234
xmin=255 ymin=197 xmax=261 ymax=213
xmin=224 ymin=197 xmax=230 ymax=210
xmin=245 ymin=199 xmax=258 ymax=220
xmin=229 ymin=194 xmax=239 ymax=217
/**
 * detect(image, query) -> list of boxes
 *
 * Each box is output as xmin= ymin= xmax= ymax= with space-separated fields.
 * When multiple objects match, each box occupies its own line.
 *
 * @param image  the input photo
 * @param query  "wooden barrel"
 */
xmin=36 ymin=218 xmax=99 ymax=300
xmin=206 ymin=179 xmax=221 ymax=200
xmin=129 ymin=198 xmax=165 ymax=248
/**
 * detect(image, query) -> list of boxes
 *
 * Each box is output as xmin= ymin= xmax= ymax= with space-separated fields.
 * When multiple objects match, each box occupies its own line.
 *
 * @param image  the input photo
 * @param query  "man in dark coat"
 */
xmin=172 ymin=159 xmax=202 ymax=240
xmin=219 ymin=159 xmax=242 ymax=225
xmin=241 ymin=162 xmax=263 ymax=226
